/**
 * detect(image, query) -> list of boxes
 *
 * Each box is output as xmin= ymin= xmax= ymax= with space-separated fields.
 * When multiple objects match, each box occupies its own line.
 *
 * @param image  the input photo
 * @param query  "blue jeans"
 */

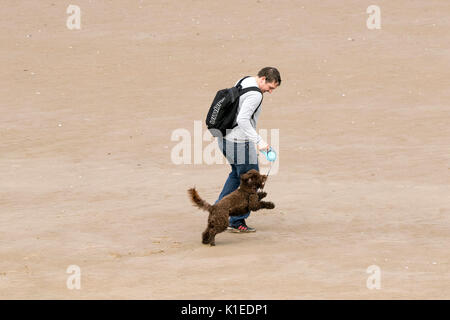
xmin=215 ymin=138 xmax=259 ymax=227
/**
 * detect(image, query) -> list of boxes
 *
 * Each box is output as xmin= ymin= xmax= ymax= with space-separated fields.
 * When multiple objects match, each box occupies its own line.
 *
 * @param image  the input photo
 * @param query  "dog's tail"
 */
xmin=188 ymin=187 xmax=212 ymax=212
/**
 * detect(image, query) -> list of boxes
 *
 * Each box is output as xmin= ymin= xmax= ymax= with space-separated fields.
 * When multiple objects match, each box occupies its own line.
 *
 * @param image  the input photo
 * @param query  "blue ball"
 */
xmin=266 ymin=150 xmax=277 ymax=162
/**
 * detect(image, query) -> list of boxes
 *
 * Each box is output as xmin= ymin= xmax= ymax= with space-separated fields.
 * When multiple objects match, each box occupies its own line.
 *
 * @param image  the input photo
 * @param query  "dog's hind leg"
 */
xmin=207 ymin=215 xmax=228 ymax=246
xmin=202 ymin=212 xmax=216 ymax=245
xmin=202 ymin=222 xmax=219 ymax=245
xmin=205 ymin=226 xmax=219 ymax=246
xmin=202 ymin=228 xmax=211 ymax=244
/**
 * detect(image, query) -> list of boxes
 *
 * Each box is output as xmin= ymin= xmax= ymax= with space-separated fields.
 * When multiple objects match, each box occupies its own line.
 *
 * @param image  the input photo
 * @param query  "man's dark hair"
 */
xmin=258 ymin=67 xmax=281 ymax=85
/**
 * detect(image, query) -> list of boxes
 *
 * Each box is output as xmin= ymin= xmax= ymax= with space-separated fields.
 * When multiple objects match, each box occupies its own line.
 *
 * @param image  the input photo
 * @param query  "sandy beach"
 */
xmin=0 ymin=0 xmax=449 ymax=299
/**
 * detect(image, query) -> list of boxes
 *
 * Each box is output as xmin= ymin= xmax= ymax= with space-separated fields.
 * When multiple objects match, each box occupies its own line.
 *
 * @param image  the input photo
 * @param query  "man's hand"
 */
xmin=257 ymin=144 xmax=270 ymax=152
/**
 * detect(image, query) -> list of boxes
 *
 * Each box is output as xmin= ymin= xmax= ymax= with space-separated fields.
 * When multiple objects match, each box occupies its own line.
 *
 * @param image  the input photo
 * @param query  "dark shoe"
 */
xmin=228 ymin=221 xmax=256 ymax=233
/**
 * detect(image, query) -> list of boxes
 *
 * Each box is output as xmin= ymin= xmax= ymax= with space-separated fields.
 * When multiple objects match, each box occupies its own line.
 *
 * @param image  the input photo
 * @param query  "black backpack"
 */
xmin=205 ymin=76 xmax=262 ymax=137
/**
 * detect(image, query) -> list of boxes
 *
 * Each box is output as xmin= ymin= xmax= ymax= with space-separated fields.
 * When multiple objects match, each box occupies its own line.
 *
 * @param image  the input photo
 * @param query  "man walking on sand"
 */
xmin=215 ymin=67 xmax=281 ymax=232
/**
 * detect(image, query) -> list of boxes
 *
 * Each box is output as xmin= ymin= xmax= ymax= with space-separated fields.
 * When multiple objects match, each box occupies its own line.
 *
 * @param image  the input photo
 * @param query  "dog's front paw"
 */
xmin=265 ymin=202 xmax=275 ymax=209
xmin=257 ymin=191 xmax=267 ymax=200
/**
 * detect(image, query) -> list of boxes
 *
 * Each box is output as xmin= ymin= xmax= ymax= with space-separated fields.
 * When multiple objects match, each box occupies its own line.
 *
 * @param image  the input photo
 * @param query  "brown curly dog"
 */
xmin=188 ymin=169 xmax=275 ymax=246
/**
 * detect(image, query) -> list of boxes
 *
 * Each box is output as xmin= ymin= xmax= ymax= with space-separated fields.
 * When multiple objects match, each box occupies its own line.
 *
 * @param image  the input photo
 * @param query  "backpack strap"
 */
xmin=235 ymin=76 xmax=251 ymax=88
xmin=235 ymin=76 xmax=262 ymax=96
xmin=240 ymin=86 xmax=262 ymax=95
xmin=234 ymin=76 xmax=263 ymax=119
xmin=230 ymin=86 xmax=263 ymax=129
xmin=250 ymin=90 xmax=263 ymax=120
xmin=239 ymin=87 xmax=263 ymax=119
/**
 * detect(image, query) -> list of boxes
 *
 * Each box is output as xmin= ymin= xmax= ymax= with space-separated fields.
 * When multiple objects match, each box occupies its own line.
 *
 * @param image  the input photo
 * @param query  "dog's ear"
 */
xmin=240 ymin=172 xmax=251 ymax=184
